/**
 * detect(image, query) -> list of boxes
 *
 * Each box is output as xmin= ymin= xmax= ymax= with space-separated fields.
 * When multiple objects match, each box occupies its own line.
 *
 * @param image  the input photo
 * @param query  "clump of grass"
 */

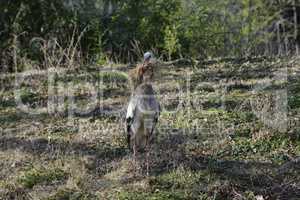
xmin=117 ymin=190 xmax=187 ymax=200
xmin=97 ymin=71 xmax=129 ymax=85
xmin=149 ymin=167 xmax=216 ymax=199
xmin=289 ymin=94 xmax=300 ymax=109
xmin=229 ymin=135 xmax=295 ymax=163
xmin=18 ymin=88 xmax=38 ymax=104
xmin=18 ymin=167 xmax=67 ymax=189
xmin=0 ymin=97 xmax=16 ymax=109
xmin=46 ymin=188 xmax=96 ymax=200
xmin=116 ymin=167 xmax=216 ymax=200
xmin=0 ymin=180 xmax=12 ymax=192
xmin=152 ymin=168 xmax=197 ymax=190
xmin=234 ymin=126 xmax=251 ymax=138
xmin=45 ymin=122 xmax=78 ymax=136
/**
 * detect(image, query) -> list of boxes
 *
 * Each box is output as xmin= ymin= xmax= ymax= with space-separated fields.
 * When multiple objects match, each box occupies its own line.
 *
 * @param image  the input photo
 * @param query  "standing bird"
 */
xmin=126 ymin=52 xmax=160 ymax=175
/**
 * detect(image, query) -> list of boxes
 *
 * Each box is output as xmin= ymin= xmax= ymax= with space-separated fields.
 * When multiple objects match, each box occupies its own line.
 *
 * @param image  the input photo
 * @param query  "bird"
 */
xmin=126 ymin=83 xmax=160 ymax=175
xmin=125 ymin=52 xmax=160 ymax=175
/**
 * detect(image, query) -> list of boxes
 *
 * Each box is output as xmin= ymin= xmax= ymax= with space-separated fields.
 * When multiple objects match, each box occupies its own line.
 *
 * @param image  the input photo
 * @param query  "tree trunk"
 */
xmin=277 ymin=21 xmax=282 ymax=56
xmin=247 ymin=0 xmax=253 ymax=56
xmin=293 ymin=0 xmax=299 ymax=55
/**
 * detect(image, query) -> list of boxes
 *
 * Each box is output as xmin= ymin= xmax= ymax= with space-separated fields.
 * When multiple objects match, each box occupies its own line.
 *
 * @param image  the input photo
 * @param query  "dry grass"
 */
xmin=0 ymin=58 xmax=300 ymax=199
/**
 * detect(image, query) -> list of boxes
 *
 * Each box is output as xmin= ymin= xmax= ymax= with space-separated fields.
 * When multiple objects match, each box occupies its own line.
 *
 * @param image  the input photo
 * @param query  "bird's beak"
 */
xmin=144 ymin=58 xmax=150 ymax=64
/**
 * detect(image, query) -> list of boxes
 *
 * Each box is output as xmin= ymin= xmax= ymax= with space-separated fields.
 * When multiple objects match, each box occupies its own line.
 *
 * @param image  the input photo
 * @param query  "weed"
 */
xmin=117 ymin=190 xmax=187 ymax=200
xmin=46 ymin=188 xmax=96 ymax=200
xmin=18 ymin=167 xmax=67 ymax=189
xmin=289 ymin=94 xmax=300 ymax=109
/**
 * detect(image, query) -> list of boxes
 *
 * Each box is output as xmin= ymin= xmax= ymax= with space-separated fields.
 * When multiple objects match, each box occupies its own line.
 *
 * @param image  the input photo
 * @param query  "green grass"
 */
xmin=97 ymin=71 xmax=129 ymax=84
xmin=18 ymin=88 xmax=39 ymax=104
xmin=117 ymin=190 xmax=187 ymax=200
xmin=228 ymin=134 xmax=298 ymax=163
xmin=52 ymin=71 xmax=129 ymax=88
xmin=18 ymin=167 xmax=67 ymax=189
xmin=150 ymin=167 xmax=204 ymax=190
xmin=289 ymin=94 xmax=300 ymax=109
xmin=46 ymin=188 xmax=97 ymax=200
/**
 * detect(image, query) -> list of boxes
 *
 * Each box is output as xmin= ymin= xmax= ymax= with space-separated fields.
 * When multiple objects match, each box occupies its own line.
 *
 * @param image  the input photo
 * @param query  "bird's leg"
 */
xmin=146 ymin=146 xmax=150 ymax=176
xmin=133 ymin=142 xmax=136 ymax=161
xmin=133 ymin=141 xmax=137 ymax=175
xmin=146 ymin=126 xmax=156 ymax=176
xmin=127 ymin=133 xmax=131 ymax=150
xmin=146 ymin=135 xmax=150 ymax=177
xmin=126 ymin=118 xmax=132 ymax=150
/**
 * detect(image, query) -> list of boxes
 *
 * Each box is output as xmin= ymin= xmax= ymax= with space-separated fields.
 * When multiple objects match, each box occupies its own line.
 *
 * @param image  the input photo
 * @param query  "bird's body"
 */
xmin=126 ymin=51 xmax=159 ymax=175
xmin=126 ymin=83 xmax=160 ymax=174
xmin=127 ymin=84 xmax=159 ymax=148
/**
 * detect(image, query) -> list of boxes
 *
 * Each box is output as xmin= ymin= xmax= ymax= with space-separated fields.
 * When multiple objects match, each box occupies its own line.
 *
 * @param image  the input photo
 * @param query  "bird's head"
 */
xmin=143 ymin=51 xmax=153 ymax=65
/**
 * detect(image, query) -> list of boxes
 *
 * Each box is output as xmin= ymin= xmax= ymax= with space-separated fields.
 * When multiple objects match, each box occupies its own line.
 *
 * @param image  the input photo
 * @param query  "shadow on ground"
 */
xmin=1 ymin=131 xmax=299 ymax=199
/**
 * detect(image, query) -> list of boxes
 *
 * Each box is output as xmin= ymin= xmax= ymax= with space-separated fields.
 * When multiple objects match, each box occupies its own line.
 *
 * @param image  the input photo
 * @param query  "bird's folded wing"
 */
xmin=126 ymin=97 xmax=137 ymax=120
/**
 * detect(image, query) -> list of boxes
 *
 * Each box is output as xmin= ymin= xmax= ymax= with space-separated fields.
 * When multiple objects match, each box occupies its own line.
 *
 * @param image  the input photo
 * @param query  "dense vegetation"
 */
xmin=1 ymin=0 xmax=300 ymax=71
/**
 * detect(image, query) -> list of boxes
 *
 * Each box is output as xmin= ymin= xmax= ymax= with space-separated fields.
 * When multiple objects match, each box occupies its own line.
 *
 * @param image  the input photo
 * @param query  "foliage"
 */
xmin=164 ymin=25 xmax=181 ymax=60
xmin=1 ymin=0 xmax=299 ymax=70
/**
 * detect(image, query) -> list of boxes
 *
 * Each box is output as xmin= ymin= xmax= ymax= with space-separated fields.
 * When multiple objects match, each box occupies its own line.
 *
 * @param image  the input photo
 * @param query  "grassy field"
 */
xmin=0 ymin=58 xmax=300 ymax=200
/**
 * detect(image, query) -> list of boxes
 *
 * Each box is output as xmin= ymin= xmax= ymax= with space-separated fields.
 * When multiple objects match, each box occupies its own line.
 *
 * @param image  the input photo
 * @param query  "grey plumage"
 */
xmin=126 ymin=83 xmax=160 ymax=149
xmin=126 ymin=83 xmax=160 ymax=174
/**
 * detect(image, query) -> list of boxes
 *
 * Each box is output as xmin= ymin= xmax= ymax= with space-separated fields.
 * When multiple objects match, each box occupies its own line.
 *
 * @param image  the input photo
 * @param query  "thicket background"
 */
xmin=1 ymin=0 xmax=299 ymax=71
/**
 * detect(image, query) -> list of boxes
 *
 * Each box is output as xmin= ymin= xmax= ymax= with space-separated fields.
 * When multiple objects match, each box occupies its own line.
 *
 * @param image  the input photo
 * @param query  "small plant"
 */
xmin=164 ymin=25 xmax=181 ymax=61
xmin=17 ymin=88 xmax=38 ymax=104
xmin=18 ymin=167 xmax=67 ymax=189
xmin=46 ymin=188 xmax=96 ymax=200
xmin=117 ymin=190 xmax=186 ymax=200
xmin=288 ymin=94 xmax=300 ymax=109
xmin=97 ymin=71 xmax=129 ymax=89
xmin=96 ymin=54 xmax=109 ymax=66
xmin=151 ymin=167 xmax=204 ymax=190
xmin=244 ymin=191 xmax=256 ymax=200
xmin=229 ymin=134 xmax=294 ymax=163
